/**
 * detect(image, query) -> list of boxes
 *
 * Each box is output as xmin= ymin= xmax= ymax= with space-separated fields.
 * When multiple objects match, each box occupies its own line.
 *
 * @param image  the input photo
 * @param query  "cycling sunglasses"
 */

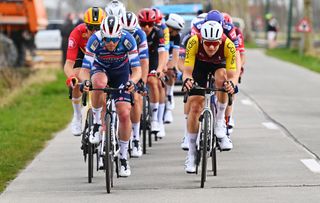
xmin=86 ymin=24 xmax=100 ymax=31
xmin=104 ymin=37 xmax=121 ymax=43
xmin=139 ymin=22 xmax=154 ymax=27
xmin=203 ymin=40 xmax=221 ymax=47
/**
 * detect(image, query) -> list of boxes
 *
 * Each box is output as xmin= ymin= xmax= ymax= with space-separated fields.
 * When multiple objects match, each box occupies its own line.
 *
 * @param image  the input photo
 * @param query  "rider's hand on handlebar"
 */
xmin=66 ymin=75 xmax=78 ymax=88
xmin=125 ymin=80 xmax=135 ymax=92
xmin=182 ymin=78 xmax=194 ymax=91
xmin=224 ymin=80 xmax=235 ymax=94
xmin=80 ymin=80 xmax=91 ymax=93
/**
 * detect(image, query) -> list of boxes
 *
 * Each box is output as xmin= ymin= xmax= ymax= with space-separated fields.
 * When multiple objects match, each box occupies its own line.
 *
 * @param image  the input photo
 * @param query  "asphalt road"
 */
xmin=1 ymin=49 xmax=320 ymax=203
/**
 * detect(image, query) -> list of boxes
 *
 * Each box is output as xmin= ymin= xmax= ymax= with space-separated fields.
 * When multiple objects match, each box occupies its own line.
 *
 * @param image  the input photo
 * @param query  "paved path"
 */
xmin=1 ymin=49 xmax=320 ymax=203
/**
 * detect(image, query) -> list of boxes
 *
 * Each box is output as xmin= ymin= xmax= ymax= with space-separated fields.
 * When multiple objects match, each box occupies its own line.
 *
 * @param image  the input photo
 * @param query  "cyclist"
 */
xmin=121 ymin=11 xmax=149 ymax=157
xmin=64 ymin=7 xmax=106 ymax=136
xmin=79 ymin=15 xmax=142 ymax=177
xmin=138 ymin=8 xmax=167 ymax=135
xmin=182 ymin=21 xmax=237 ymax=173
xmin=222 ymin=12 xmax=246 ymax=134
xmin=153 ymin=8 xmax=170 ymax=137
xmin=163 ymin=13 xmax=185 ymax=124
xmin=104 ymin=0 xmax=126 ymax=18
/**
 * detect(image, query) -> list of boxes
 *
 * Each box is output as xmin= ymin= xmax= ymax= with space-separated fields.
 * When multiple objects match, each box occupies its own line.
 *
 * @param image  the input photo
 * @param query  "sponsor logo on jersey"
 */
xmin=68 ymin=38 xmax=76 ymax=49
xmin=227 ymin=42 xmax=236 ymax=65
xmin=90 ymin=40 xmax=99 ymax=51
xmin=124 ymin=39 xmax=133 ymax=49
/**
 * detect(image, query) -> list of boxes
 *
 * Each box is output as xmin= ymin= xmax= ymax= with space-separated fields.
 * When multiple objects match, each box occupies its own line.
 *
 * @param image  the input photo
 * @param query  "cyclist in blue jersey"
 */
xmin=121 ymin=11 xmax=149 ymax=157
xmin=79 ymin=15 xmax=142 ymax=177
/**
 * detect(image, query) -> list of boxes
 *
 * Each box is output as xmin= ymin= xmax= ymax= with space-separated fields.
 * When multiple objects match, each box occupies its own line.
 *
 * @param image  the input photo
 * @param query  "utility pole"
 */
xmin=286 ymin=0 xmax=293 ymax=48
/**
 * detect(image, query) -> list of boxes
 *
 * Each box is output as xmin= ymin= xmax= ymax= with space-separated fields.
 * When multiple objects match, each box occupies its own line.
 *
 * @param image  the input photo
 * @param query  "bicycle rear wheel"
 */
xmin=104 ymin=113 xmax=112 ymax=193
xmin=86 ymin=109 xmax=94 ymax=183
xmin=201 ymin=111 xmax=210 ymax=188
xmin=211 ymin=136 xmax=217 ymax=176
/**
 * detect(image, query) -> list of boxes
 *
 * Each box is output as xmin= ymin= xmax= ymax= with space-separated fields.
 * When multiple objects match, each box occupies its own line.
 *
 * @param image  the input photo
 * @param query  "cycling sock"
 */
xmin=166 ymin=85 xmax=174 ymax=97
xmin=150 ymin=102 xmax=159 ymax=121
xmin=184 ymin=114 xmax=188 ymax=137
xmin=119 ymin=140 xmax=129 ymax=160
xmin=216 ymin=102 xmax=227 ymax=122
xmin=72 ymin=97 xmax=82 ymax=118
xmin=132 ymin=122 xmax=140 ymax=141
xmin=158 ymin=103 xmax=166 ymax=124
xmin=92 ymin=107 xmax=103 ymax=124
xmin=187 ymin=133 xmax=197 ymax=155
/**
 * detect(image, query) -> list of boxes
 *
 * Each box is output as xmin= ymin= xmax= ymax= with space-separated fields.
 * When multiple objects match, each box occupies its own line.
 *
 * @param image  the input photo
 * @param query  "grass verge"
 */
xmin=0 ymin=69 xmax=72 ymax=192
xmin=266 ymin=48 xmax=320 ymax=73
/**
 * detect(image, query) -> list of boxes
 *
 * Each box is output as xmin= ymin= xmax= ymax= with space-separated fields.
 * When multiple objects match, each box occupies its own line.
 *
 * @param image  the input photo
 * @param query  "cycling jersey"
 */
xmin=168 ymin=33 xmax=180 ymax=61
xmin=146 ymin=26 xmax=166 ymax=71
xmin=131 ymin=27 xmax=149 ymax=59
xmin=184 ymin=34 xmax=236 ymax=71
xmin=66 ymin=23 xmax=89 ymax=68
xmin=82 ymin=30 xmax=141 ymax=103
xmin=156 ymin=22 xmax=170 ymax=51
xmin=235 ymin=27 xmax=245 ymax=54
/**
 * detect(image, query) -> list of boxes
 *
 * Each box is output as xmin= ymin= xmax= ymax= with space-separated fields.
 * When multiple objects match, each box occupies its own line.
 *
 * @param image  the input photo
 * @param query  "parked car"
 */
xmin=35 ymin=20 xmax=63 ymax=50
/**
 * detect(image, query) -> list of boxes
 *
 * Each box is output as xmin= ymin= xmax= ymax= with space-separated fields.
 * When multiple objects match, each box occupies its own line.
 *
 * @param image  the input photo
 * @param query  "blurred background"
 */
xmin=0 ymin=0 xmax=319 ymax=69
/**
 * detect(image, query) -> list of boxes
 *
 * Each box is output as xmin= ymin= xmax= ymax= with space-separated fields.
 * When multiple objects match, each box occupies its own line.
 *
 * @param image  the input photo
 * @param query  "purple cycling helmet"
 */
xmin=205 ymin=10 xmax=224 ymax=25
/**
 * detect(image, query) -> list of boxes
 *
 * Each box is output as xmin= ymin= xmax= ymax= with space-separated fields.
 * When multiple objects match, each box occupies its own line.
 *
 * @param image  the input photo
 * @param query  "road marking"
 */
xmin=301 ymin=159 xmax=320 ymax=173
xmin=262 ymin=122 xmax=279 ymax=130
xmin=241 ymin=99 xmax=253 ymax=106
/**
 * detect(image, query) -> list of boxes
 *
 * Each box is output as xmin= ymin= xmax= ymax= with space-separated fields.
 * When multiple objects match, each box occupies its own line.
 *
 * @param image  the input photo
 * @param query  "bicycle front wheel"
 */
xmin=142 ymin=96 xmax=147 ymax=154
xmin=104 ymin=113 xmax=112 ymax=193
xmin=86 ymin=109 xmax=94 ymax=183
xmin=201 ymin=111 xmax=210 ymax=188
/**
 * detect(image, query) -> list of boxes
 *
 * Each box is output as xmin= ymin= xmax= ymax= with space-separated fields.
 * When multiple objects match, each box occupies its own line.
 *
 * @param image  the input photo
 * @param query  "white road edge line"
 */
xmin=241 ymin=99 xmax=253 ymax=106
xmin=301 ymin=159 xmax=320 ymax=173
xmin=262 ymin=122 xmax=279 ymax=130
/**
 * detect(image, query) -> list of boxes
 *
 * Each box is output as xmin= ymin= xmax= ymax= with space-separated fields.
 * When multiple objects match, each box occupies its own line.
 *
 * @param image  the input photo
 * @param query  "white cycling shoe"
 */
xmin=164 ymin=110 xmax=173 ymax=124
xmin=214 ymin=120 xmax=227 ymax=139
xmin=71 ymin=115 xmax=82 ymax=136
xmin=131 ymin=140 xmax=142 ymax=158
xmin=218 ymin=136 xmax=233 ymax=151
xmin=119 ymin=158 xmax=131 ymax=177
xmin=185 ymin=154 xmax=196 ymax=173
xmin=89 ymin=124 xmax=101 ymax=144
xmin=157 ymin=123 xmax=166 ymax=138
xmin=180 ymin=136 xmax=189 ymax=151
xmin=151 ymin=120 xmax=160 ymax=133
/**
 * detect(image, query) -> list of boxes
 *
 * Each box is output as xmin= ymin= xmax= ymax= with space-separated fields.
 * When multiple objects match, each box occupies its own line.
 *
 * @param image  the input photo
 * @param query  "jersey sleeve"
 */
xmin=184 ymin=35 xmax=199 ymax=68
xmin=224 ymin=38 xmax=237 ymax=71
xmin=137 ymin=29 xmax=149 ymax=59
xmin=66 ymin=28 xmax=81 ymax=61
xmin=124 ymin=34 xmax=141 ymax=68
xmin=236 ymin=28 xmax=245 ymax=54
xmin=163 ymin=26 xmax=170 ymax=51
xmin=172 ymin=34 xmax=181 ymax=50
xmin=82 ymin=35 xmax=99 ymax=70
xmin=157 ymin=28 xmax=166 ymax=53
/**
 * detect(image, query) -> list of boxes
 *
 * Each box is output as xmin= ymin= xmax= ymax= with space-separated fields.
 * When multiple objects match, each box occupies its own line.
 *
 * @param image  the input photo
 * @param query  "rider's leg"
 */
xmin=157 ymin=81 xmax=166 ymax=137
xmin=130 ymin=93 xmax=143 ymax=157
xmin=147 ymin=76 xmax=160 ymax=132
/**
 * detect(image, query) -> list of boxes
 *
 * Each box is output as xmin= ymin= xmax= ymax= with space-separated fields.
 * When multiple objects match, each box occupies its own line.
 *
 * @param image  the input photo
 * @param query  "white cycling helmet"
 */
xmin=165 ymin=13 xmax=185 ymax=30
xmin=200 ymin=21 xmax=223 ymax=41
xmin=105 ymin=0 xmax=126 ymax=17
xmin=100 ymin=15 xmax=123 ymax=38
xmin=121 ymin=11 xmax=138 ymax=32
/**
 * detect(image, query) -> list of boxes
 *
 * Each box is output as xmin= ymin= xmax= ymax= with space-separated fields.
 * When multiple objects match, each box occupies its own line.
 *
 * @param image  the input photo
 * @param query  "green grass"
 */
xmin=0 ymin=70 xmax=72 ymax=192
xmin=245 ymin=41 xmax=260 ymax=49
xmin=266 ymin=48 xmax=320 ymax=73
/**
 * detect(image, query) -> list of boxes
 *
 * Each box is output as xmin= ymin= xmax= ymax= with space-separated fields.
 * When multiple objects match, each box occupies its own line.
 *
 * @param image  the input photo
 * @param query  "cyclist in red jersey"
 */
xmin=64 ymin=7 xmax=106 ymax=136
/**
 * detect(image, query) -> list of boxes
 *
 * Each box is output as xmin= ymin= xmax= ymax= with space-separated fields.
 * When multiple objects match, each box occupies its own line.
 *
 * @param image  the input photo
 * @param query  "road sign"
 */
xmin=295 ymin=18 xmax=312 ymax=33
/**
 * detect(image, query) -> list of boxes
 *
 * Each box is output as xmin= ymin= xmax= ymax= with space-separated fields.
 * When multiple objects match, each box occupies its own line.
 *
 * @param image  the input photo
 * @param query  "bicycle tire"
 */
xmin=211 ymin=136 xmax=217 ymax=176
xmin=104 ymin=113 xmax=112 ymax=193
xmin=201 ymin=111 xmax=210 ymax=188
xmin=142 ymin=96 xmax=147 ymax=154
xmin=86 ymin=109 xmax=94 ymax=183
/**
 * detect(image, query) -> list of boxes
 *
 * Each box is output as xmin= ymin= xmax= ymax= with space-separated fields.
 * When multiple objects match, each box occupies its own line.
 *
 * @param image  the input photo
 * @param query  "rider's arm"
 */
xmin=167 ymin=34 xmax=181 ymax=69
xmin=156 ymin=29 xmax=167 ymax=73
xmin=63 ymin=29 xmax=79 ymax=77
xmin=79 ymin=36 xmax=97 ymax=82
xmin=137 ymin=31 xmax=149 ymax=84
xmin=183 ymin=35 xmax=198 ymax=81
xmin=127 ymin=40 xmax=142 ymax=84
xmin=224 ymin=38 xmax=238 ymax=85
